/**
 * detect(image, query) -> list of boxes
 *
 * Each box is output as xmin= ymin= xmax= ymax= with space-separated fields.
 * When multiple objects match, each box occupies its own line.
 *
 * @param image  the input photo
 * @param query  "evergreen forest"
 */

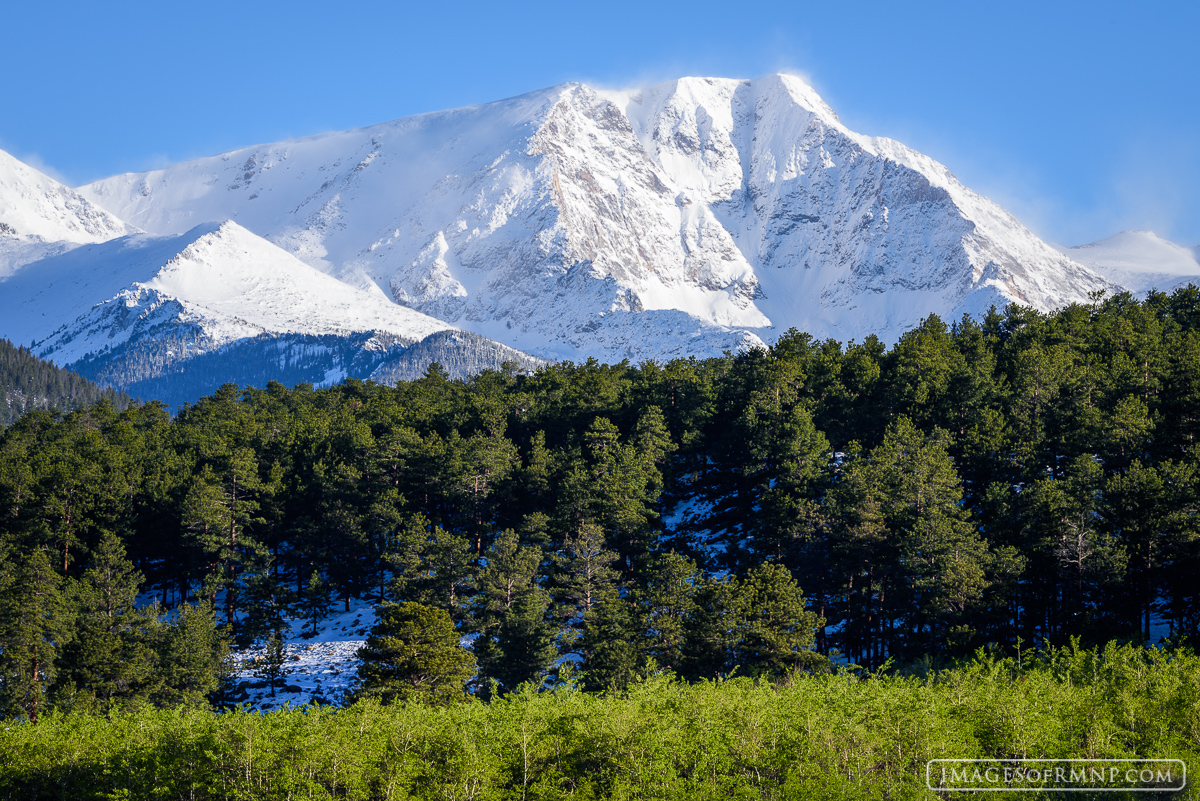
xmin=0 ymin=338 xmax=133 ymax=427
xmin=2 ymin=288 xmax=1200 ymax=797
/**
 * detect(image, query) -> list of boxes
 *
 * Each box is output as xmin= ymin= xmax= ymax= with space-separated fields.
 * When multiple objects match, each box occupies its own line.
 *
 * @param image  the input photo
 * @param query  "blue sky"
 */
xmin=2 ymin=0 xmax=1196 ymax=247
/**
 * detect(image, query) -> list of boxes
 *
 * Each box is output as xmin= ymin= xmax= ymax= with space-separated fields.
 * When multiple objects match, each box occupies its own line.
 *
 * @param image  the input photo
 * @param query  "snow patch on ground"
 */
xmin=229 ymin=599 xmax=377 ymax=711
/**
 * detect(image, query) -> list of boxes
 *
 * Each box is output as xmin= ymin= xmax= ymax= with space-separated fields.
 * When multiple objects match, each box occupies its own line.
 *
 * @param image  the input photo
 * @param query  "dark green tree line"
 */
xmin=2 ymin=287 xmax=1199 ymax=713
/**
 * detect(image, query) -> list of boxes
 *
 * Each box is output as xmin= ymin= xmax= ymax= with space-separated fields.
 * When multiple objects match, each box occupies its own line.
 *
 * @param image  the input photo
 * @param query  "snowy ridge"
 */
xmin=83 ymin=74 xmax=1119 ymax=359
xmin=0 ymin=148 xmax=137 ymax=279
xmin=0 ymin=220 xmax=455 ymax=367
xmin=605 ymin=76 xmax=1115 ymax=336
xmin=0 ymin=213 xmax=544 ymax=405
xmin=1055 ymin=230 xmax=1200 ymax=295
xmin=0 ymin=147 xmax=545 ymax=404
xmin=0 ymin=149 xmax=133 ymax=244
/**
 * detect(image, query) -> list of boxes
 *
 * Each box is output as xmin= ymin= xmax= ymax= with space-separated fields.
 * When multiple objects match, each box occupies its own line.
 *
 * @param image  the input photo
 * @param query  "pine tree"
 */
xmin=559 ymin=415 xmax=670 ymax=565
xmin=757 ymin=405 xmax=830 ymax=568
xmin=154 ymin=602 xmax=229 ymax=707
xmin=827 ymin=417 xmax=994 ymax=661
xmin=255 ymin=629 xmax=288 ymax=698
xmin=679 ymin=574 xmax=743 ymax=680
xmin=181 ymin=455 xmax=272 ymax=637
xmin=689 ymin=349 xmax=822 ymax=571
xmin=471 ymin=530 xmax=556 ymax=691
xmin=578 ymin=590 xmax=645 ymax=692
xmin=551 ymin=521 xmax=621 ymax=648
xmin=473 ymin=530 xmax=542 ymax=625
xmin=353 ymin=602 xmax=476 ymax=704
xmin=823 ymin=441 xmax=894 ymax=665
xmin=732 ymin=563 xmax=823 ymax=677
xmin=1023 ymin=454 xmax=1127 ymax=641
xmin=0 ymin=548 xmax=72 ymax=722
xmin=640 ymin=551 xmax=700 ymax=673
xmin=52 ymin=532 xmax=162 ymax=711
xmin=481 ymin=589 xmax=558 ymax=693
xmin=238 ymin=556 xmax=294 ymax=646
xmin=390 ymin=517 xmax=477 ymax=624
xmin=301 ymin=570 xmax=334 ymax=638
xmin=456 ymin=430 xmax=520 ymax=553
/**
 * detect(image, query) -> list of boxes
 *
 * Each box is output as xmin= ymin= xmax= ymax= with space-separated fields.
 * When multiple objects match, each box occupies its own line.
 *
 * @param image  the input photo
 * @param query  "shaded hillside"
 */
xmin=66 ymin=329 xmax=546 ymax=409
xmin=0 ymin=338 xmax=132 ymax=425
xmin=370 ymin=329 xmax=545 ymax=384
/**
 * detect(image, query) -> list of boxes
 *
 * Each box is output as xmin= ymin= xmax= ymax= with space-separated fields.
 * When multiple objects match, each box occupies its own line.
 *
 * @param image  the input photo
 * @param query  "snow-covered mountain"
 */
xmin=1055 ymin=230 xmax=1200 ymax=295
xmin=0 ymin=157 xmax=542 ymax=405
xmin=0 ymin=149 xmax=132 ymax=244
xmin=81 ymin=74 xmax=1117 ymax=361
xmin=2 ymin=221 xmax=455 ymax=360
xmin=0 ymin=149 xmax=137 ymax=278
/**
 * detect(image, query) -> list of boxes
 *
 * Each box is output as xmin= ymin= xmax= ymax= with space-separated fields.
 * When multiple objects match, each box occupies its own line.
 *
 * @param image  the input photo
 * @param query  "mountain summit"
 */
xmin=80 ymin=75 xmax=1117 ymax=362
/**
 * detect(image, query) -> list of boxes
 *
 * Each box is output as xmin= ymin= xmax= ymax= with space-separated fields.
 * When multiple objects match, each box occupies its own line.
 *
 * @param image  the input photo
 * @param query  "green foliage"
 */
xmin=1 ymin=643 xmax=1198 ymax=799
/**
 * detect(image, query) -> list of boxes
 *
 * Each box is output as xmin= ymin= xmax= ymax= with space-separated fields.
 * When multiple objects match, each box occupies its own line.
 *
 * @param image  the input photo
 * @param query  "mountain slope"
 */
xmin=0 ymin=149 xmax=132 ymax=244
xmin=0 ymin=337 xmax=133 ymax=426
xmin=0 ymin=221 xmax=454 ymax=363
xmin=71 ymin=329 xmax=543 ymax=409
xmin=0 ymin=220 xmax=541 ymax=406
xmin=1056 ymin=230 xmax=1200 ymax=294
xmin=603 ymin=76 xmax=1113 ymax=338
xmin=0 ymin=148 xmax=136 ymax=279
xmin=82 ymin=75 xmax=1116 ymax=359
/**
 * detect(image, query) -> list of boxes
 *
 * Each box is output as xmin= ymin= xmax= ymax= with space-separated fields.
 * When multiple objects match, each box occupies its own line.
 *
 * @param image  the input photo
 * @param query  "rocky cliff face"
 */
xmin=606 ymin=76 xmax=1113 ymax=338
